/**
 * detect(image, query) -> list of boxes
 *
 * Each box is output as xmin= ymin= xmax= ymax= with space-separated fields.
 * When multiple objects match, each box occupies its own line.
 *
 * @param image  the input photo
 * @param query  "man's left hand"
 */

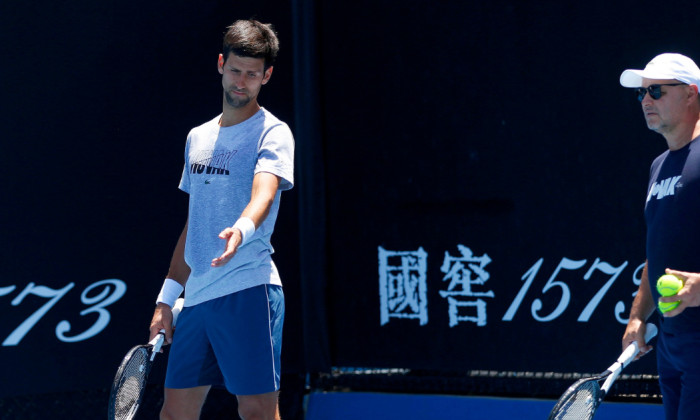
xmin=211 ymin=227 xmax=243 ymax=267
xmin=659 ymin=268 xmax=700 ymax=317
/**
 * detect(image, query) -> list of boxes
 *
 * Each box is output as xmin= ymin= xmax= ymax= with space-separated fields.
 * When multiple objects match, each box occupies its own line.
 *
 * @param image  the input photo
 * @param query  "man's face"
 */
xmin=218 ymin=53 xmax=272 ymax=109
xmin=640 ymin=78 xmax=689 ymax=134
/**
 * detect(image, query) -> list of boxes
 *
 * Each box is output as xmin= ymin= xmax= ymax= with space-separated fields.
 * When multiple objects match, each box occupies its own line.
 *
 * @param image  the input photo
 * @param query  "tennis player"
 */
xmin=619 ymin=53 xmax=700 ymax=420
xmin=148 ymin=19 xmax=294 ymax=420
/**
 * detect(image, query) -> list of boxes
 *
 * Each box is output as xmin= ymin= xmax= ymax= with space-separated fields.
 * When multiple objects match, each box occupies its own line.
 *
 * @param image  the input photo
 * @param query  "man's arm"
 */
xmin=622 ymin=261 xmax=656 ymax=359
xmin=165 ymin=219 xmax=191 ymax=284
xmin=211 ymin=172 xmax=281 ymax=267
xmin=149 ymin=220 xmax=190 ymax=343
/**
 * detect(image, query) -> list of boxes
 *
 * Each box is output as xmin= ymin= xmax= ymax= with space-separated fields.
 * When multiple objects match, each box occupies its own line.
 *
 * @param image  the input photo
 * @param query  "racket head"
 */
xmin=108 ymin=298 xmax=183 ymax=419
xmin=108 ymin=344 xmax=153 ymax=420
xmin=548 ymin=377 xmax=604 ymax=420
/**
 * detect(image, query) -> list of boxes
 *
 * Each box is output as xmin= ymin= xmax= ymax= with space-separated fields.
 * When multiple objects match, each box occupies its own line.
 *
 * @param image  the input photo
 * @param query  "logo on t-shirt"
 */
xmin=647 ymin=175 xmax=682 ymax=202
xmin=190 ymin=149 xmax=237 ymax=176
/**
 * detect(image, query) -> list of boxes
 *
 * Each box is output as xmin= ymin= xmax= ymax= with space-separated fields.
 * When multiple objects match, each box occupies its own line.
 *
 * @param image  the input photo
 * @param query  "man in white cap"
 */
xmin=620 ymin=53 xmax=700 ymax=420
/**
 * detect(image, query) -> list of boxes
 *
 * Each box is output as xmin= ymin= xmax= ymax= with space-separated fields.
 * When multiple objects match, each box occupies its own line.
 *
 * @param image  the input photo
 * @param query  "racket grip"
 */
xmin=644 ymin=323 xmax=658 ymax=344
xmin=171 ymin=298 xmax=185 ymax=327
xmin=621 ymin=323 xmax=658 ymax=368
xmin=151 ymin=333 xmax=165 ymax=357
xmin=149 ymin=298 xmax=185 ymax=354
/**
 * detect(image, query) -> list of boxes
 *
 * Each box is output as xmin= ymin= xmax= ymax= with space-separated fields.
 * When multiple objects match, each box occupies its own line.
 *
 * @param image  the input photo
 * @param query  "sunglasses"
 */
xmin=635 ymin=83 xmax=687 ymax=102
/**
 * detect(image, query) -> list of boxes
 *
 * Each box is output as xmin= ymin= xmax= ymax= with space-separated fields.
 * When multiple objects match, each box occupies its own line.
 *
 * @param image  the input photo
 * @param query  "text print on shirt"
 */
xmin=190 ymin=149 xmax=237 ymax=176
xmin=647 ymin=175 xmax=682 ymax=202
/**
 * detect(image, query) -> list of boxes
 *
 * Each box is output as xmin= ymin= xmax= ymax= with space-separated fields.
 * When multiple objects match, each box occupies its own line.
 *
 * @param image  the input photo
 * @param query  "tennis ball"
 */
xmin=657 ymin=274 xmax=683 ymax=296
xmin=657 ymin=274 xmax=683 ymax=313
xmin=659 ymin=300 xmax=680 ymax=313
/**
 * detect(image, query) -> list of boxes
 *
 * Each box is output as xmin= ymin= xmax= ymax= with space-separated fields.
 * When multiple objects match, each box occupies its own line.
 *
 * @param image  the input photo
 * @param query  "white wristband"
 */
xmin=232 ymin=217 xmax=256 ymax=246
xmin=156 ymin=278 xmax=184 ymax=308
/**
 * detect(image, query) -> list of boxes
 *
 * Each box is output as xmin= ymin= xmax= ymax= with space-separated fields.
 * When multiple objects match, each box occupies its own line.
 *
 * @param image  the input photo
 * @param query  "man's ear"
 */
xmin=217 ymin=54 xmax=225 ymax=75
xmin=690 ymin=84 xmax=699 ymax=98
xmin=262 ymin=66 xmax=274 ymax=85
xmin=685 ymin=84 xmax=700 ymax=107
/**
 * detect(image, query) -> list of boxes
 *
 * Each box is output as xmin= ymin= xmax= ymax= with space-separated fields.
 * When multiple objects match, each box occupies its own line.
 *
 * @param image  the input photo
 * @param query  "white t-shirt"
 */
xmin=178 ymin=108 xmax=294 ymax=306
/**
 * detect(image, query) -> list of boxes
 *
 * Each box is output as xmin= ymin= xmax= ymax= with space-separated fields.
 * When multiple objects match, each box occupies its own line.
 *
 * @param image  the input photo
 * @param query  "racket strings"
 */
xmin=112 ymin=347 xmax=150 ymax=420
xmin=550 ymin=380 xmax=602 ymax=420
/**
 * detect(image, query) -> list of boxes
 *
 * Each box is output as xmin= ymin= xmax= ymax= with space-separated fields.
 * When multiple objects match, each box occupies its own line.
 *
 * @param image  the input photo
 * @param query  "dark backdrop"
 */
xmin=317 ymin=0 xmax=699 ymax=375
xmin=2 ymin=0 xmax=699 ymax=415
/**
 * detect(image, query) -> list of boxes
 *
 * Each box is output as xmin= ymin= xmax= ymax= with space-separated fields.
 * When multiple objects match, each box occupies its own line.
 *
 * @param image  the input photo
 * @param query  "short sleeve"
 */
xmin=256 ymin=123 xmax=295 ymax=190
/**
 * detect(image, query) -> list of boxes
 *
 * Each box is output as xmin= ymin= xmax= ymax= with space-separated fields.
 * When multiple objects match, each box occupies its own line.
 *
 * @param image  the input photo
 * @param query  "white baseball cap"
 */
xmin=620 ymin=53 xmax=700 ymax=87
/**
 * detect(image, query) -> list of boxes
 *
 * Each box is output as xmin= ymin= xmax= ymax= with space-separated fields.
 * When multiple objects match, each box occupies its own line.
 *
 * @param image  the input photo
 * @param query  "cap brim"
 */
xmin=620 ymin=68 xmax=689 ymax=87
xmin=620 ymin=69 xmax=644 ymax=87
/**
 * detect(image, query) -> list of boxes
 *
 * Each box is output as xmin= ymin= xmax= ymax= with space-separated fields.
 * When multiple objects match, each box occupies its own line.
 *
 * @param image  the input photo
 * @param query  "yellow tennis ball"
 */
xmin=657 ymin=274 xmax=683 ymax=296
xmin=657 ymin=274 xmax=683 ymax=313
xmin=659 ymin=300 xmax=680 ymax=313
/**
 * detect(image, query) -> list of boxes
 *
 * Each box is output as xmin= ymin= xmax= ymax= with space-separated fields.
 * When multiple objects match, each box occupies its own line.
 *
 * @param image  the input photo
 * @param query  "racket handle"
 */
xmin=602 ymin=323 xmax=658 ymax=393
xmin=171 ymin=298 xmax=185 ymax=327
xmin=644 ymin=323 xmax=658 ymax=344
xmin=150 ymin=333 xmax=165 ymax=358
xmin=149 ymin=298 xmax=186 ymax=356
xmin=621 ymin=323 xmax=658 ymax=368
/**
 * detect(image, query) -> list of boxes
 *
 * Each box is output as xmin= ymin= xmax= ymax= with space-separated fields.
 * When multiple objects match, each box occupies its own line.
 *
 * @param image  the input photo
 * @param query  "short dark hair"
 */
xmin=223 ymin=20 xmax=279 ymax=70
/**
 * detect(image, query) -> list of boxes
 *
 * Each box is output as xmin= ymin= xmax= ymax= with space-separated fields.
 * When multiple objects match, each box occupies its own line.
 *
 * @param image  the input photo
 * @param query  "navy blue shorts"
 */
xmin=657 ymin=329 xmax=700 ymax=420
xmin=165 ymin=284 xmax=284 ymax=395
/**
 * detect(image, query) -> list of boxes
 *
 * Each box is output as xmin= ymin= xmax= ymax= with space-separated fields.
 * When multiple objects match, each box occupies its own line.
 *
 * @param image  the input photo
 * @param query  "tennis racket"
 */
xmin=108 ymin=298 xmax=185 ymax=420
xmin=547 ymin=323 xmax=658 ymax=420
